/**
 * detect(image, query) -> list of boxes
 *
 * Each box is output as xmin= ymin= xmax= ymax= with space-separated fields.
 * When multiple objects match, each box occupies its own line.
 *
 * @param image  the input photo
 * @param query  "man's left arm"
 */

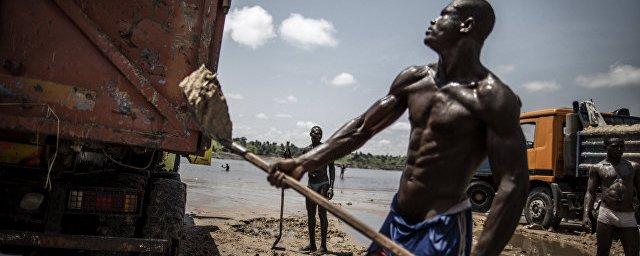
xmin=328 ymin=162 xmax=336 ymax=199
xmin=472 ymin=85 xmax=529 ymax=256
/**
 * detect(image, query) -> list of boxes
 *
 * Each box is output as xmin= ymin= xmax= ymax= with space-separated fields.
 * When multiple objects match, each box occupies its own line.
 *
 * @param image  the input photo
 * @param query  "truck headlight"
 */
xmin=20 ymin=193 xmax=45 ymax=211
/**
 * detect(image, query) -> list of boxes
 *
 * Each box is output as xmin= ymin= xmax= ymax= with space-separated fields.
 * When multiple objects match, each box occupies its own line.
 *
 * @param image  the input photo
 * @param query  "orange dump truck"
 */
xmin=468 ymin=101 xmax=640 ymax=229
xmin=0 ymin=0 xmax=230 ymax=254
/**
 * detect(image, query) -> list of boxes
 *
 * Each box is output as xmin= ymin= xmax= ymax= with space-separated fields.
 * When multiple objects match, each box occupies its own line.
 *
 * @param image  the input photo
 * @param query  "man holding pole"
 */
xmin=268 ymin=0 xmax=528 ymax=255
xmin=300 ymin=126 xmax=335 ymax=253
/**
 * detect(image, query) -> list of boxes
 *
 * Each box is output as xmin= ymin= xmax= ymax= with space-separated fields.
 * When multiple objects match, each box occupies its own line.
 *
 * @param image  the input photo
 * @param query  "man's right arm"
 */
xmin=583 ymin=165 xmax=599 ymax=226
xmin=268 ymin=66 xmax=425 ymax=184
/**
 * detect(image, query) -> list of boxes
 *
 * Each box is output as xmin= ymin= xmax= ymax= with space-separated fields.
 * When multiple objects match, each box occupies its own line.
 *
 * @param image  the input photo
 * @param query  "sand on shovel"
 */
xmin=179 ymin=64 xmax=233 ymax=144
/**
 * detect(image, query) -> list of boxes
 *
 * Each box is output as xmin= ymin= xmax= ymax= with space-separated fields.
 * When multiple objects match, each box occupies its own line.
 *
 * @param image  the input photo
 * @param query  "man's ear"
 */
xmin=460 ymin=17 xmax=474 ymax=33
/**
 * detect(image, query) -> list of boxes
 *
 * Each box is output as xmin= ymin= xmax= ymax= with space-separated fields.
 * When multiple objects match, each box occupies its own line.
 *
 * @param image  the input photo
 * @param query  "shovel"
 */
xmin=179 ymin=65 xmax=413 ymax=256
xmin=270 ymin=188 xmax=285 ymax=251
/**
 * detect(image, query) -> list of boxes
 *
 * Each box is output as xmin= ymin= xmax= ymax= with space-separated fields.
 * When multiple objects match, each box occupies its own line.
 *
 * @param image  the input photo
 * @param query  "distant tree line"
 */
xmin=212 ymin=137 xmax=406 ymax=171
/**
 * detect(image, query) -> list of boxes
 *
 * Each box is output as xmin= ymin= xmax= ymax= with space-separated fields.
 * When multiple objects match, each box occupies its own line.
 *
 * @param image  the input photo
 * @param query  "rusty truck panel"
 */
xmin=0 ymin=0 xmax=229 ymax=153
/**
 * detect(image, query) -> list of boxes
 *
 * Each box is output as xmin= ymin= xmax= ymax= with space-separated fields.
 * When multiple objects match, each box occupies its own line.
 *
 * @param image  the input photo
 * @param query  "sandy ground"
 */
xmin=181 ymin=210 xmax=366 ymax=256
xmin=179 ymin=209 xmax=626 ymax=256
xmin=178 ymin=159 xmax=629 ymax=255
xmin=473 ymin=215 xmax=625 ymax=256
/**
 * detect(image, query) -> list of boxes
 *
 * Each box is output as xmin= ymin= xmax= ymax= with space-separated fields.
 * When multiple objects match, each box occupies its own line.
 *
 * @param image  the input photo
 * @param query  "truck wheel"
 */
xmin=524 ymin=187 xmax=557 ymax=229
xmin=467 ymin=181 xmax=495 ymax=213
xmin=141 ymin=178 xmax=186 ymax=256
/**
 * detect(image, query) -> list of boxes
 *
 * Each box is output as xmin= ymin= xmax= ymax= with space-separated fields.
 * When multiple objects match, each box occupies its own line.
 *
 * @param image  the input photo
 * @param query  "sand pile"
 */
xmin=581 ymin=124 xmax=640 ymax=135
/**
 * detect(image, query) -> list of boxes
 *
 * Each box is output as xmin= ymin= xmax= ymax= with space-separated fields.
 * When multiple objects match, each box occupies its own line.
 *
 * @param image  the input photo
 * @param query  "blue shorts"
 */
xmin=367 ymin=196 xmax=472 ymax=256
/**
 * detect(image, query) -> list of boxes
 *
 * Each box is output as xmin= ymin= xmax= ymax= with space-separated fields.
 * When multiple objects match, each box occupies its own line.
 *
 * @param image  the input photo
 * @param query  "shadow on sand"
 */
xmin=271 ymin=248 xmax=355 ymax=256
xmin=181 ymin=215 xmax=222 ymax=256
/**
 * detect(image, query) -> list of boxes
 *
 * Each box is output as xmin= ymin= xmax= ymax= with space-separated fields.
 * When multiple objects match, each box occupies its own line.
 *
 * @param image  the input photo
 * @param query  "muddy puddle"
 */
xmin=502 ymin=233 xmax=590 ymax=256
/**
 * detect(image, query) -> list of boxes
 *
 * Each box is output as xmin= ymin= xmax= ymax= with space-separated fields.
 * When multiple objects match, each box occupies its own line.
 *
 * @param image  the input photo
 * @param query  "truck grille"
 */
xmin=67 ymin=188 xmax=142 ymax=215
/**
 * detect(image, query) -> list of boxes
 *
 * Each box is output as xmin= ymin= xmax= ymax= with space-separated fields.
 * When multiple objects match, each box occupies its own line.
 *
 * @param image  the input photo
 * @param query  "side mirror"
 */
xmin=526 ymin=141 xmax=534 ymax=149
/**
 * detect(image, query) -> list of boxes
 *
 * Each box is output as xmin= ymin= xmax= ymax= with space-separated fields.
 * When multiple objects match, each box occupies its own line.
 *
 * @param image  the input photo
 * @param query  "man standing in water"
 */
xmin=300 ymin=126 xmax=335 ymax=253
xmin=283 ymin=141 xmax=293 ymax=159
xmin=583 ymin=137 xmax=639 ymax=256
xmin=268 ymin=0 xmax=528 ymax=255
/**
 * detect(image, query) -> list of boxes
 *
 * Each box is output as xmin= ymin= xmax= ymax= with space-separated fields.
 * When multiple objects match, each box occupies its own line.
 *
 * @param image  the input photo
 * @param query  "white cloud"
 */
xmin=390 ymin=122 xmax=411 ymax=131
xmin=296 ymin=121 xmax=317 ymax=129
xmin=279 ymin=13 xmax=338 ymax=49
xmin=255 ymin=113 xmax=269 ymax=119
xmin=275 ymin=95 xmax=298 ymax=104
xmin=378 ymin=139 xmax=391 ymax=145
xmin=576 ymin=64 xmax=640 ymax=89
xmin=330 ymin=73 xmax=356 ymax=87
xmin=523 ymin=80 xmax=560 ymax=93
xmin=269 ymin=127 xmax=283 ymax=135
xmin=276 ymin=113 xmax=293 ymax=118
xmin=225 ymin=6 xmax=275 ymax=49
xmin=226 ymin=93 xmax=244 ymax=100
xmin=495 ymin=64 xmax=515 ymax=75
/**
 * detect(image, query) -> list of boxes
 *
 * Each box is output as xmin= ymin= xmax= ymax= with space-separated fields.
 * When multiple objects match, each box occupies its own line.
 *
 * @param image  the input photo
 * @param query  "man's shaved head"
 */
xmin=425 ymin=0 xmax=495 ymax=51
xmin=451 ymin=0 xmax=495 ymax=43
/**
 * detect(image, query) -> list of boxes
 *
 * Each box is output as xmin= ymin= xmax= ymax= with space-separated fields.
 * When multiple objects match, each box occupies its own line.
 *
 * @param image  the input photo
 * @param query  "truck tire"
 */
xmin=467 ymin=180 xmax=495 ymax=213
xmin=141 ymin=178 xmax=186 ymax=256
xmin=524 ymin=187 xmax=557 ymax=229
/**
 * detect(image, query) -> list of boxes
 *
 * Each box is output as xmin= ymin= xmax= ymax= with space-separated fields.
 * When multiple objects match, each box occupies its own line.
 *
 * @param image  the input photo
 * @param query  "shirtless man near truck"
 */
xmin=583 ymin=137 xmax=640 ymax=256
xmin=268 ymin=0 xmax=529 ymax=255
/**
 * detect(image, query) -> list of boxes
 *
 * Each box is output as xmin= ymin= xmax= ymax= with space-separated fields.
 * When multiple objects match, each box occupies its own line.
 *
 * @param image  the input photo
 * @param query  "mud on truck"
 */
xmin=0 ymin=0 xmax=230 ymax=255
xmin=467 ymin=101 xmax=640 ymax=229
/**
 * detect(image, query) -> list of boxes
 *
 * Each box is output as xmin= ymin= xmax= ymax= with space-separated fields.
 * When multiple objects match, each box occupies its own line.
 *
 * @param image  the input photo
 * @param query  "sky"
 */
xmin=216 ymin=0 xmax=640 ymax=156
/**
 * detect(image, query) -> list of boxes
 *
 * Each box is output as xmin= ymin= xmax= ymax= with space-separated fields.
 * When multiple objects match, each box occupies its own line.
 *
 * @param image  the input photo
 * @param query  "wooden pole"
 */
xmin=229 ymin=143 xmax=413 ymax=256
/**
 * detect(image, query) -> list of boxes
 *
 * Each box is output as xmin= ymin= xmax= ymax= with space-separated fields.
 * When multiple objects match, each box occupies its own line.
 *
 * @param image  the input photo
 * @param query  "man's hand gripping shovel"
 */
xmin=179 ymin=65 xmax=413 ymax=256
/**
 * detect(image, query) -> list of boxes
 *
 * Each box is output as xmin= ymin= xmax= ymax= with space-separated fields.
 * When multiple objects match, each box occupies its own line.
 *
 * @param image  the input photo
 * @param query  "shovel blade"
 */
xmin=179 ymin=65 xmax=233 ymax=144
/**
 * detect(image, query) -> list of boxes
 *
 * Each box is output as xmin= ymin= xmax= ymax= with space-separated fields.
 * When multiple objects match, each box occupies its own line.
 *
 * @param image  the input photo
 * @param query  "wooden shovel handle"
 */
xmin=229 ymin=142 xmax=413 ymax=256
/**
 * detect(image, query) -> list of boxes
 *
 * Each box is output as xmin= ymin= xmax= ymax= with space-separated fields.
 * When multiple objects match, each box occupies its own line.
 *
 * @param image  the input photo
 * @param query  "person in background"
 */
xmin=298 ymin=126 xmax=335 ymax=253
xmin=340 ymin=164 xmax=347 ymax=180
xmin=583 ymin=137 xmax=639 ymax=256
xmin=283 ymin=141 xmax=292 ymax=159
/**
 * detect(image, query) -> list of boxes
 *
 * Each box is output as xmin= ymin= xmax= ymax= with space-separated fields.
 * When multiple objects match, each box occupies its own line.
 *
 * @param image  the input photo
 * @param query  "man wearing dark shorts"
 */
xmin=268 ymin=0 xmax=528 ymax=255
xmin=301 ymin=126 xmax=335 ymax=253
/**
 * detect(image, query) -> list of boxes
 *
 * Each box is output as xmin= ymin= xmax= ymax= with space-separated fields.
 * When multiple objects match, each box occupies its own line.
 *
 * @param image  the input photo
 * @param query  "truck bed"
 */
xmin=577 ymin=124 xmax=640 ymax=176
xmin=0 ymin=0 xmax=228 ymax=154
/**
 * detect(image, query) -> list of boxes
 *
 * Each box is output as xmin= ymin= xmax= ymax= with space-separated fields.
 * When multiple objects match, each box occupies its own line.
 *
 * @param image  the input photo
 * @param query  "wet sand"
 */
xmin=182 ymin=210 xmax=366 ymax=256
xmin=180 ymin=158 xmax=621 ymax=255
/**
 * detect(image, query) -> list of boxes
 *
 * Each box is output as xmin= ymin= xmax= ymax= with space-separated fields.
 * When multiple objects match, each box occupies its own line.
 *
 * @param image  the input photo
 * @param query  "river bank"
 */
xmin=211 ymin=153 xmax=404 ymax=171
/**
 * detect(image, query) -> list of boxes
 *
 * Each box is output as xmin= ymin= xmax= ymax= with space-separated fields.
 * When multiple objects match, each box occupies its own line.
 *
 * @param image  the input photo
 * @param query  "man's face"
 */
xmin=310 ymin=129 xmax=322 ymax=143
xmin=606 ymin=140 xmax=624 ymax=162
xmin=425 ymin=3 xmax=464 ymax=51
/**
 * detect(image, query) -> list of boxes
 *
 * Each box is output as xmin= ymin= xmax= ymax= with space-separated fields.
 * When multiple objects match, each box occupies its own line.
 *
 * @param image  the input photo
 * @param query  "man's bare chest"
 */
xmin=406 ymin=84 xmax=483 ymax=134
xmin=599 ymin=162 xmax=634 ymax=186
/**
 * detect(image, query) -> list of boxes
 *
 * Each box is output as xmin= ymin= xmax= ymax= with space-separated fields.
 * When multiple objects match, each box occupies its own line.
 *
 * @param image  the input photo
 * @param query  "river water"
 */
xmin=181 ymin=158 xmax=589 ymax=256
